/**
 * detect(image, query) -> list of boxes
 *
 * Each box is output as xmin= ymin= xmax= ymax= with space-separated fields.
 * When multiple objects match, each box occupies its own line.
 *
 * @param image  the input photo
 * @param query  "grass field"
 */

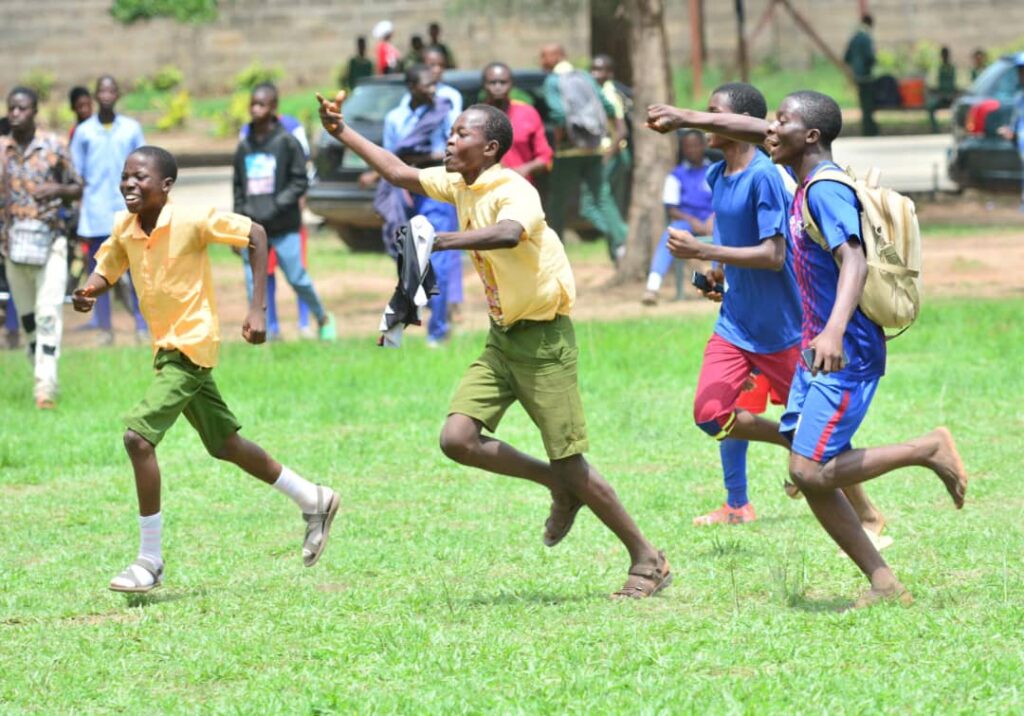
xmin=1 ymin=299 xmax=1022 ymax=713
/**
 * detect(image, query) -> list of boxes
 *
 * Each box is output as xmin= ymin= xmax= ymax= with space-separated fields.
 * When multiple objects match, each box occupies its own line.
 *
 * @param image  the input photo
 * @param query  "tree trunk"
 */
xmin=615 ymin=0 xmax=675 ymax=282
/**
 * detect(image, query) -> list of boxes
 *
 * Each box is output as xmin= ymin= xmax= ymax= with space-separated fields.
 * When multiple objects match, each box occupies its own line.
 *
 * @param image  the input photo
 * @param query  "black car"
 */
xmin=947 ymin=54 xmax=1023 ymax=190
xmin=309 ymin=69 xmax=549 ymax=251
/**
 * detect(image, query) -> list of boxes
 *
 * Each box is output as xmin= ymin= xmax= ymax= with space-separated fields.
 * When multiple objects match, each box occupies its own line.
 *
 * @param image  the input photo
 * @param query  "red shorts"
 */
xmin=693 ymin=334 xmax=799 ymax=439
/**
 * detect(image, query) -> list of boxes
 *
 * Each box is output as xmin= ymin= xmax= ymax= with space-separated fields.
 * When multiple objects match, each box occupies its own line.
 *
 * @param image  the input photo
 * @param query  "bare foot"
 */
xmin=543 ymin=491 xmax=583 ymax=547
xmin=927 ymin=427 xmax=968 ymax=509
xmin=850 ymin=581 xmax=914 ymax=610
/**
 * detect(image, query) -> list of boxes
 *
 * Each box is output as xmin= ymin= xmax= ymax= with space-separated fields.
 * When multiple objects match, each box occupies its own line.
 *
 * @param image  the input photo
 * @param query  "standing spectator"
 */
xmin=1 ymin=86 xmax=82 ymax=408
xmin=373 ymin=21 xmax=401 ymax=75
xmin=998 ymin=53 xmax=1024 ymax=211
xmin=482 ymin=61 xmax=553 ymax=183
xmin=379 ymin=65 xmax=457 ymax=346
xmin=403 ymin=35 xmax=426 ymax=71
xmin=642 ymin=129 xmax=713 ymax=305
xmin=427 ymin=21 xmax=455 ymax=68
xmin=0 ymin=112 xmax=14 ymax=349
xmin=540 ymin=43 xmax=628 ymax=263
xmin=582 ymin=54 xmax=631 ymax=218
xmin=234 ymin=83 xmax=336 ymax=340
xmin=240 ymin=113 xmax=314 ymax=340
xmin=970 ymin=49 xmax=989 ymax=81
xmin=71 ymin=75 xmax=147 ymax=345
xmin=423 ymin=47 xmax=462 ymax=125
xmin=68 ymin=86 xmax=93 ymax=141
xmin=342 ymin=36 xmax=374 ymax=90
xmin=844 ymin=14 xmax=877 ymax=136
xmin=927 ymin=46 xmax=959 ymax=133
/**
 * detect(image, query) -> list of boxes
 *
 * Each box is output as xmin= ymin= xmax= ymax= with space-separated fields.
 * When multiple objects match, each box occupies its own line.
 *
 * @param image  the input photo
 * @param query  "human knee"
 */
xmin=439 ymin=422 xmax=476 ymax=463
xmin=694 ymin=400 xmax=732 ymax=439
xmin=788 ymin=456 xmax=825 ymax=493
xmin=123 ymin=429 xmax=154 ymax=457
xmin=211 ymin=432 xmax=241 ymax=461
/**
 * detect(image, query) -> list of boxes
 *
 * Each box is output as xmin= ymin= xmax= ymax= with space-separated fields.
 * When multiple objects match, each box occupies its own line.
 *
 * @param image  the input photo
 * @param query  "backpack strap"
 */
xmin=799 ymin=167 xmax=857 ymax=256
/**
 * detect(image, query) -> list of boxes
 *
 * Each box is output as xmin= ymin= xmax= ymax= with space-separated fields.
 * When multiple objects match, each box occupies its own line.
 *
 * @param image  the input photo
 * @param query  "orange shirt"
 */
xmin=95 ymin=203 xmax=252 ymax=367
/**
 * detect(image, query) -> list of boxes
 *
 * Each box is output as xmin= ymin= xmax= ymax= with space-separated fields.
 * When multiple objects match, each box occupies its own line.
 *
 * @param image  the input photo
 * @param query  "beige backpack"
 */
xmin=802 ymin=166 xmax=922 ymax=336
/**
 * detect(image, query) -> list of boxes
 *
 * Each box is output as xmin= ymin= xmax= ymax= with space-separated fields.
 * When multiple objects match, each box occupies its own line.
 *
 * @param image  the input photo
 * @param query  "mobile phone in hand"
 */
xmin=801 ymin=347 xmax=851 ymax=370
xmin=691 ymin=271 xmax=724 ymax=294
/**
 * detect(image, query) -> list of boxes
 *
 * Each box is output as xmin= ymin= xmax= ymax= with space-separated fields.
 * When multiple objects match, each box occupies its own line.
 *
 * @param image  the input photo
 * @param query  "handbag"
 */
xmin=8 ymin=218 xmax=56 ymax=266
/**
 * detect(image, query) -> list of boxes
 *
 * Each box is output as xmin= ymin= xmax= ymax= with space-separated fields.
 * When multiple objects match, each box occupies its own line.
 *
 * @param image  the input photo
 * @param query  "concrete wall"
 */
xmin=1 ymin=0 xmax=1021 ymax=98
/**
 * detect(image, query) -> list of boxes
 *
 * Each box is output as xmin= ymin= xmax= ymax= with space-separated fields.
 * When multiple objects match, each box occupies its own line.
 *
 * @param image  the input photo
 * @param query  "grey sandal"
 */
xmin=108 ymin=556 xmax=164 ymax=593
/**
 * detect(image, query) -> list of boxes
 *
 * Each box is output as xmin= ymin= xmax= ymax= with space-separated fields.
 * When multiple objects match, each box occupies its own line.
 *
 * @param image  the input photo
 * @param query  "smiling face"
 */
xmin=483 ymin=65 xmax=512 ymax=104
xmin=765 ymin=96 xmax=814 ymax=167
xmin=120 ymin=153 xmax=173 ymax=215
xmin=444 ymin=108 xmax=497 ymax=176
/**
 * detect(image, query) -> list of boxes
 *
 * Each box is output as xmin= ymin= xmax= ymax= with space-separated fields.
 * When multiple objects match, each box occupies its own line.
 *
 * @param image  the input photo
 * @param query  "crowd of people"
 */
xmin=0 ymin=22 xmax=975 ymax=606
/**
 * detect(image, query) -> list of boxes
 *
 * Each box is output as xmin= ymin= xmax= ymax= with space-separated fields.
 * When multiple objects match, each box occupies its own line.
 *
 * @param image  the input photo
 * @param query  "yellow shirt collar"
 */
xmin=130 ymin=201 xmax=174 ymax=240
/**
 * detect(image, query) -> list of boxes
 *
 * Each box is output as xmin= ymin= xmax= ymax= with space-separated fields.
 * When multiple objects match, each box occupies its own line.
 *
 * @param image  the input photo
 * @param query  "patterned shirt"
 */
xmin=1 ymin=131 xmax=81 ymax=236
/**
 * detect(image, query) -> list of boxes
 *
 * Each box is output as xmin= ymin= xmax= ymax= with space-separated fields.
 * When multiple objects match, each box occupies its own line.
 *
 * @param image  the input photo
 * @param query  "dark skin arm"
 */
xmin=646 ymin=105 xmax=769 ymax=145
xmin=434 ymin=220 xmax=523 ymax=252
xmin=667 ymin=228 xmax=786 ymax=271
xmin=809 ymin=238 xmax=867 ymax=374
xmin=316 ymin=91 xmax=426 ymax=195
xmin=72 ymin=273 xmax=113 ymax=310
xmin=33 ymin=182 xmax=82 ymax=202
xmin=242 ymin=222 xmax=268 ymax=345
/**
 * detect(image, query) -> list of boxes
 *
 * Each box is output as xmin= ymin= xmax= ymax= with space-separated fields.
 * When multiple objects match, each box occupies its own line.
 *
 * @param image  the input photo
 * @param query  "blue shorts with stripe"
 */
xmin=778 ymin=367 xmax=880 ymax=463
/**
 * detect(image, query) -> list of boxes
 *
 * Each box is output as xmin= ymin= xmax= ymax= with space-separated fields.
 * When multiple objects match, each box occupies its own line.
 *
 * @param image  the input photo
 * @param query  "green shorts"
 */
xmin=449 ymin=314 xmax=589 ymax=460
xmin=124 ymin=349 xmax=241 ymax=455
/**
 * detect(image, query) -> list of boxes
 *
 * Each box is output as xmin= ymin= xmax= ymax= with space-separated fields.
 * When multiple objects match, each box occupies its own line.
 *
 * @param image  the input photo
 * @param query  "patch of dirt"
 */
xmin=43 ymin=222 xmax=1024 ymax=351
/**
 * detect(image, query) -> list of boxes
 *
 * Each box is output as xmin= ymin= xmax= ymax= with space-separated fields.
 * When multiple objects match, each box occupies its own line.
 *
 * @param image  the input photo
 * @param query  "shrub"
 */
xmin=151 ymin=65 xmax=185 ymax=92
xmin=110 ymin=0 xmax=217 ymax=24
xmin=155 ymin=89 xmax=191 ymax=130
xmin=234 ymin=62 xmax=283 ymax=93
xmin=20 ymin=69 xmax=56 ymax=103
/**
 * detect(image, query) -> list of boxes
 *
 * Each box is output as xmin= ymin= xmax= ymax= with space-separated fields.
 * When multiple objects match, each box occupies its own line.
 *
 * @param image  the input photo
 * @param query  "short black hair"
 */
xmin=482 ymin=61 xmax=510 ymax=78
xmin=252 ymin=81 xmax=278 ymax=101
xmin=429 ymin=22 xmax=441 ymax=32
xmin=69 ymin=86 xmax=90 ymax=107
xmin=131 ymin=145 xmax=178 ymax=182
xmin=8 ymin=86 xmax=38 ymax=110
xmin=862 ymin=14 xmax=873 ymax=26
xmin=405 ymin=64 xmax=433 ymax=87
xmin=465 ymin=103 xmax=513 ymax=161
xmin=679 ymin=128 xmax=705 ymax=143
xmin=711 ymin=82 xmax=767 ymax=118
xmin=785 ymin=90 xmax=843 ymax=149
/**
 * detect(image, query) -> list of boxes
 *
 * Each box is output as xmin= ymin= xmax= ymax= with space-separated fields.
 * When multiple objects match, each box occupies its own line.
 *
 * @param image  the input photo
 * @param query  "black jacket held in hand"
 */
xmin=378 ymin=220 xmax=438 ymax=347
xmin=232 ymin=122 xmax=308 ymax=237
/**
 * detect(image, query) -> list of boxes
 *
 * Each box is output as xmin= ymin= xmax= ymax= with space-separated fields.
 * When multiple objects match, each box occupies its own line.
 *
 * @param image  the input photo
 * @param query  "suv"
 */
xmin=309 ymin=69 xmax=549 ymax=251
xmin=947 ymin=55 xmax=1022 ymax=190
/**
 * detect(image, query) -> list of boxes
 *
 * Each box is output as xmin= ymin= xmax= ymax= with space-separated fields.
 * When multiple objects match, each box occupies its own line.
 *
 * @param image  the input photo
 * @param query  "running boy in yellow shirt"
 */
xmin=73 ymin=146 xmax=339 ymax=593
xmin=317 ymin=92 xmax=669 ymax=598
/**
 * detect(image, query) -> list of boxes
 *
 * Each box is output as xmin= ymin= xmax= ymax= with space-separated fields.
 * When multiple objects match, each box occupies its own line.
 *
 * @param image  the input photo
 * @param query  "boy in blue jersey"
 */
xmin=647 ymin=91 xmax=968 ymax=607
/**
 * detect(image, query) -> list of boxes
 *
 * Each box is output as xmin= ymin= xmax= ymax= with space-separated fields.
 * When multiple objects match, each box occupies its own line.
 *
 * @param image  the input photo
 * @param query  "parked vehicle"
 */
xmin=947 ymin=55 xmax=1022 ymax=190
xmin=308 ymin=69 xmax=634 ymax=251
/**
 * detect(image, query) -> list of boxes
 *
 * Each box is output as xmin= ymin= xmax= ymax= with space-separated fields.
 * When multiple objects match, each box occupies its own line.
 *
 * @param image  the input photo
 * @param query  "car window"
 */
xmin=970 ymin=60 xmax=1020 ymax=100
xmin=342 ymin=83 xmax=407 ymax=122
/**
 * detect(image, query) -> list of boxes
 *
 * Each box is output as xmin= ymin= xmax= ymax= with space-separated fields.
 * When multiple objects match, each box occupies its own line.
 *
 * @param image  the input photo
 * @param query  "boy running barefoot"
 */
xmin=647 ymin=92 xmax=968 ymax=608
xmin=317 ymin=92 xmax=670 ymax=599
xmin=73 ymin=146 xmax=339 ymax=593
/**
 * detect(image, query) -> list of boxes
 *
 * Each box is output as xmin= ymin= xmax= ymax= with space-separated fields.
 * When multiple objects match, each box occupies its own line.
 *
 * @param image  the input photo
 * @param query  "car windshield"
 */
xmin=342 ymin=83 xmax=407 ymax=122
xmin=970 ymin=60 xmax=1021 ymax=100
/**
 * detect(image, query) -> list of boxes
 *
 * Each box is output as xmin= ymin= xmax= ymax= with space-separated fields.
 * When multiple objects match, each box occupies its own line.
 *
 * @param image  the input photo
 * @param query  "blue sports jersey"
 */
xmin=706 ymin=151 xmax=802 ymax=354
xmin=790 ymin=161 xmax=886 ymax=380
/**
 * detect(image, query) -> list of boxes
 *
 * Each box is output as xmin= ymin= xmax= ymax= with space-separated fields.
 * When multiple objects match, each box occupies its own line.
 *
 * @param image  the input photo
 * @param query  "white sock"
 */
xmin=272 ymin=466 xmax=321 ymax=513
xmin=646 ymin=272 xmax=663 ymax=292
xmin=138 ymin=512 xmax=163 ymax=565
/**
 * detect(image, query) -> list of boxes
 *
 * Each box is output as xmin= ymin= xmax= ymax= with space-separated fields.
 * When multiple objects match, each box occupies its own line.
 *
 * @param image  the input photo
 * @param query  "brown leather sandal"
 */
xmin=610 ymin=550 xmax=672 ymax=600
xmin=543 ymin=494 xmax=583 ymax=547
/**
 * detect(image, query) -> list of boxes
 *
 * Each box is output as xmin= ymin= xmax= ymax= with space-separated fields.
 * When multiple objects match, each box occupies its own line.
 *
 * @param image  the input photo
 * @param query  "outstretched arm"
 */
xmin=434 ymin=220 xmax=523 ymax=252
xmin=646 ymin=105 xmax=770 ymax=145
xmin=316 ymin=92 xmax=426 ymax=195
xmin=242 ymin=222 xmax=268 ymax=345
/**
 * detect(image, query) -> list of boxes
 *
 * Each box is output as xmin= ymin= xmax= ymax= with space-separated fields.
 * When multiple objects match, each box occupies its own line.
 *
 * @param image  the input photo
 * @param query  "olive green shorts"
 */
xmin=124 ymin=349 xmax=241 ymax=455
xmin=449 ymin=314 xmax=589 ymax=460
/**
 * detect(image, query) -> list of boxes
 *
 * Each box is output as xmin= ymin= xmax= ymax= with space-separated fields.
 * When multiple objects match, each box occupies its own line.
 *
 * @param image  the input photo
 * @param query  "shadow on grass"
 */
xmin=465 ymin=591 xmax=598 ymax=607
xmin=121 ymin=588 xmax=196 ymax=608
xmin=786 ymin=592 xmax=852 ymax=613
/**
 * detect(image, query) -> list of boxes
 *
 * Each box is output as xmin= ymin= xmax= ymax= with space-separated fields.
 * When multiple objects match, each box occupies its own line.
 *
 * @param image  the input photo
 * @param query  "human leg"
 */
xmin=271 ymin=232 xmax=327 ymax=323
xmin=645 ymin=220 xmax=690 ymax=301
xmin=545 ymin=156 xmax=585 ymax=240
xmin=297 ymin=227 xmax=311 ymax=331
xmin=32 ymin=237 xmax=67 ymax=403
xmin=579 ymin=155 xmax=628 ymax=260
xmin=858 ymin=82 xmax=879 ymax=137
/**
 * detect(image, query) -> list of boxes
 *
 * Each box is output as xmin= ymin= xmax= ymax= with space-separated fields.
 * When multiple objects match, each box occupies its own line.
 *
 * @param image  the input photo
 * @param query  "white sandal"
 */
xmin=109 ymin=556 xmax=164 ymax=593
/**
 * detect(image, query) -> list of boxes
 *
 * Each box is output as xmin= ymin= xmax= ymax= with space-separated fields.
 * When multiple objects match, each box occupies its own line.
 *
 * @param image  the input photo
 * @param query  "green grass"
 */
xmin=1 ymin=300 xmax=1022 ymax=713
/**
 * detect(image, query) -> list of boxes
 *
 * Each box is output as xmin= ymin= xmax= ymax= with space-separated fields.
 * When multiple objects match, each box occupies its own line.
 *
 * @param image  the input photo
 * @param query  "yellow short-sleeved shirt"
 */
xmin=95 ymin=203 xmax=252 ymax=367
xmin=418 ymin=164 xmax=575 ymax=327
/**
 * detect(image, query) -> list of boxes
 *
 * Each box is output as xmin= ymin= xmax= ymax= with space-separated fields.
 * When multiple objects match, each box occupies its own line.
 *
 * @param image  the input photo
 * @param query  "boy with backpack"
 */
xmin=540 ymin=43 xmax=628 ymax=262
xmin=646 ymin=90 xmax=967 ymax=607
